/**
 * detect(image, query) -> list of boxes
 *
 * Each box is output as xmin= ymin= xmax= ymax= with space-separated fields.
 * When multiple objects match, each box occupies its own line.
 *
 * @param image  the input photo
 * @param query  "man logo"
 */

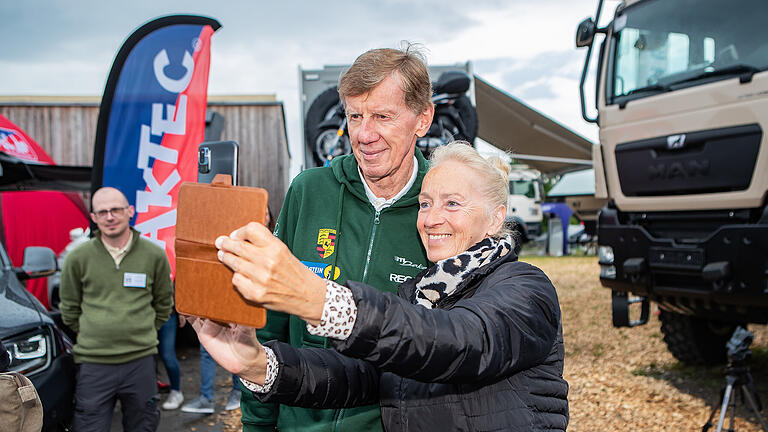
xmin=316 ymin=229 xmax=336 ymax=259
xmin=666 ymin=134 xmax=686 ymax=150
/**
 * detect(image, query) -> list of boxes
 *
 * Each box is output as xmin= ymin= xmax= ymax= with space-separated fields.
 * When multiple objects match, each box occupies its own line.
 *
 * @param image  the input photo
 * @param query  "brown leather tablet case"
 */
xmin=175 ymin=174 xmax=268 ymax=328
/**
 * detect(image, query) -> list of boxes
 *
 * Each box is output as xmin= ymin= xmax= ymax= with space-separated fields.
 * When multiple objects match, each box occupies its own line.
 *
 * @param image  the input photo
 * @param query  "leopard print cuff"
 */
xmin=239 ymin=345 xmax=277 ymax=394
xmin=305 ymin=280 xmax=357 ymax=340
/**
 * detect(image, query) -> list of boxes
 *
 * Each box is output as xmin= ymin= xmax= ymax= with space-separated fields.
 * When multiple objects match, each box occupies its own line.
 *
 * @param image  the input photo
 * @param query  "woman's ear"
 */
xmin=487 ymin=205 xmax=506 ymax=236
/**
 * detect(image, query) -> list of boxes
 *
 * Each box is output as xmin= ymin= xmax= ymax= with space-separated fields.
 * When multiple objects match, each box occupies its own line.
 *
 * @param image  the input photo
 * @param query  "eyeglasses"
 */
xmin=93 ymin=206 xmax=129 ymax=219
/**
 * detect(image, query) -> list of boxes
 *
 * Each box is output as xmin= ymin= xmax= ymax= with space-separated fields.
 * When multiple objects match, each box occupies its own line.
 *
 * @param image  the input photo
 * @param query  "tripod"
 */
xmin=702 ymin=327 xmax=768 ymax=432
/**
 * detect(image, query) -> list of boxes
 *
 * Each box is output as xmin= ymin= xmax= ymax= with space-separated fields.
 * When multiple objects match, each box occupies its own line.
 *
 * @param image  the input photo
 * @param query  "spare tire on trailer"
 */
xmin=304 ymin=87 xmax=346 ymax=168
xmin=659 ymin=309 xmax=739 ymax=365
xmin=450 ymin=95 xmax=478 ymax=143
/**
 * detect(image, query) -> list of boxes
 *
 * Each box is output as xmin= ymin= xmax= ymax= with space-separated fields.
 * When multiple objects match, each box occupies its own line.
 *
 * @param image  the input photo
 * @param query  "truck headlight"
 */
xmin=598 ymin=245 xmax=614 ymax=264
xmin=5 ymin=329 xmax=51 ymax=375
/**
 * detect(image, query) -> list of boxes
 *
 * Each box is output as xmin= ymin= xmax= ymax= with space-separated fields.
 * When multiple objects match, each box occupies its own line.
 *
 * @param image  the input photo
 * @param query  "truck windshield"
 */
xmin=510 ymin=180 xmax=536 ymax=199
xmin=609 ymin=0 xmax=768 ymax=103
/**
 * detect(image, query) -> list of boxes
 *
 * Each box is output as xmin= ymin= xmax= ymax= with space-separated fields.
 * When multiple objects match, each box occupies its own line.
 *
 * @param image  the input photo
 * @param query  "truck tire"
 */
xmin=304 ymin=87 xmax=345 ymax=168
xmin=658 ymin=310 xmax=737 ymax=365
xmin=451 ymin=95 xmax=478 ymax=143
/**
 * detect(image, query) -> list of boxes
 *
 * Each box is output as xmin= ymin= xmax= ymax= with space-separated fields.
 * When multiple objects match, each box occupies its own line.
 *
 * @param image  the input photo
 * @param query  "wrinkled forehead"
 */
xmin=342 ymin=73 xmax=408 ymax=112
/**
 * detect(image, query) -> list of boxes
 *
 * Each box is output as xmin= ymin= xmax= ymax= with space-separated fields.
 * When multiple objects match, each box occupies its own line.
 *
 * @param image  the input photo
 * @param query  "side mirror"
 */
xmin=15 ymin=246 xmax=58 ymax=281
xmin=576 ymin=17 xmax=596 ymax=48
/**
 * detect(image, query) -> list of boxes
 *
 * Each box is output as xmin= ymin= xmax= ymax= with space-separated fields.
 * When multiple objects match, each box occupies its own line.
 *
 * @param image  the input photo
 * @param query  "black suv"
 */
xmin=1 ymin=243 xmax=75 ymax=431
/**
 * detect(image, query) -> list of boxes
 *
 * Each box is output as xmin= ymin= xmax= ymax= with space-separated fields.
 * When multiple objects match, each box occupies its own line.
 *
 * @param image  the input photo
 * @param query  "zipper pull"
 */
xmin=374 ymin=210 xmax=381 ymax=225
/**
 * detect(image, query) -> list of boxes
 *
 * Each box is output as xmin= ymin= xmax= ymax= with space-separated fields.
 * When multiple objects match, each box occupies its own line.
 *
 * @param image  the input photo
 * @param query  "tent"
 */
xmin=474 ymin=76 xmax=595 ymax=174
xmin=0 ymin=114 xmax=89 ymax=308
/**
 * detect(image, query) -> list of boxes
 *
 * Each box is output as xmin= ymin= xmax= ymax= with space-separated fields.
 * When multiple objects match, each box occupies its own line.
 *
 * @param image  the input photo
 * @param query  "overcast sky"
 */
xmin=0 ymin=0 xmax=619 ymax=177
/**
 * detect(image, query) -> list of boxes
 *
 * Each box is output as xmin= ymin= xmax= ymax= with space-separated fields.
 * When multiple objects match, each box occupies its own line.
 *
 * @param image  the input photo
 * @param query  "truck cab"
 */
xmin=506 ymin=167 xmax=544 ymax=239
xmin=577 ymin=0 xmax=768 ymax=364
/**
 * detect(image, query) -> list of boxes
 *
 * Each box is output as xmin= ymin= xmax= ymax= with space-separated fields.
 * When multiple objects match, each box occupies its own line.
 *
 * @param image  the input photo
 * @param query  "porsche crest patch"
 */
xmin=316 ymin=228 xmax=336 ymax=259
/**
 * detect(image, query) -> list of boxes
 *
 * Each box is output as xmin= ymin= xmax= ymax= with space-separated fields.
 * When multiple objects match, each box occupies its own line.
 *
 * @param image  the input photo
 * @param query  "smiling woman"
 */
xmin=192 ymin=141 xmax=569 ymax=431
xmin=417 ymin=143 xmax=509 ymax=262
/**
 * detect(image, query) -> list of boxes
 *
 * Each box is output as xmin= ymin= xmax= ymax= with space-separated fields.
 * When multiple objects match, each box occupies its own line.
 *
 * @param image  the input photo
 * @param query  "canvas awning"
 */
xmin=474 ymin=76 xmax=594 ymax=174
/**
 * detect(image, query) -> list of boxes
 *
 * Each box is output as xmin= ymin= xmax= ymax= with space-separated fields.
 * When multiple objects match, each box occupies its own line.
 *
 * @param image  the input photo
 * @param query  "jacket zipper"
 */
xmin=360 ymin=209 xmax=381 ymax=284
xmin=333 ymin=408 xmax=345 ymax=432
xmin=334 ymin=209 xmax=380 ymax=431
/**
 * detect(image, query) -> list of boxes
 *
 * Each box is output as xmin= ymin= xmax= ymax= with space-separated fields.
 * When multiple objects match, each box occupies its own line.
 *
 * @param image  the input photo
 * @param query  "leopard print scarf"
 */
xmin=414 ymin=234 xmax=514 ymax=309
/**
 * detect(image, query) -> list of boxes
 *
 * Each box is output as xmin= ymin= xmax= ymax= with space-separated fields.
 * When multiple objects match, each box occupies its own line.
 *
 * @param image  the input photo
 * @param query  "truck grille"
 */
xmin=615 ymin=124 xmax=761 ymax=197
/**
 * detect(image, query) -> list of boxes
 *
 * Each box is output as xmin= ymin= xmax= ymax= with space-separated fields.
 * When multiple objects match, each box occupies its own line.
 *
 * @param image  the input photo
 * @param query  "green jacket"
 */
xmin=59 ymin=228 xmax=172 ymax=364
xmin=242 ymin=151 xmax=431 ymax=432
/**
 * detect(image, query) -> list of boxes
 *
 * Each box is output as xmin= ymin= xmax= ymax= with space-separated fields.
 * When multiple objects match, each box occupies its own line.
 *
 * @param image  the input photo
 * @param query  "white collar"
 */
xmin=358 ymin=155 xmax=418 ymax=211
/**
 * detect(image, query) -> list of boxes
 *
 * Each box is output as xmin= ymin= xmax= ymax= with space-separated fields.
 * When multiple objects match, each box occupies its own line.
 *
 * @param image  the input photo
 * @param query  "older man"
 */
xmin=60 ymin=187 xmax=172 ymax=432
xmin=240 ymin=45 xmax=435 ymax=432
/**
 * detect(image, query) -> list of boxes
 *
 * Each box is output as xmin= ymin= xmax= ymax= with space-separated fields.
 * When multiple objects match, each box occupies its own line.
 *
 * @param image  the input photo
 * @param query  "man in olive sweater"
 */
xmin=60 ymin=187 xmax=172 ymax=432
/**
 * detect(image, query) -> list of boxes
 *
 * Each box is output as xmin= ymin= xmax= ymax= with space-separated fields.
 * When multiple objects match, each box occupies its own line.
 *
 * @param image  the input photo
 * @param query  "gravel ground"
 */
xmin=212 ymin=255 xmax=768 ymax=431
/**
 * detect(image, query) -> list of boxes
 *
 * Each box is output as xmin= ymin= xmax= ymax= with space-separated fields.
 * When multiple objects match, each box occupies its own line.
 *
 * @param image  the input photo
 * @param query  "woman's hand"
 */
xmin=215 ymin=222 xmax=326 ymax=325
xmin=187 ymin=316 xmax=268 ymax=385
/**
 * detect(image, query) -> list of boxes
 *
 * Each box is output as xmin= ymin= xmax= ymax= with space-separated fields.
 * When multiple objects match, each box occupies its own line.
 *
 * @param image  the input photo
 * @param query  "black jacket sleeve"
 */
xmin=333 ymin=261 xmax=561 ymax=385
xmin=254 ymin=341 xmax=381 ymax=409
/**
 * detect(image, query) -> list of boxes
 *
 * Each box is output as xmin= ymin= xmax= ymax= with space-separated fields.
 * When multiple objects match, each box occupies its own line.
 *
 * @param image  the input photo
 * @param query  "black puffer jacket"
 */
xmin=260 ymin=252 xmax=569 ymax=431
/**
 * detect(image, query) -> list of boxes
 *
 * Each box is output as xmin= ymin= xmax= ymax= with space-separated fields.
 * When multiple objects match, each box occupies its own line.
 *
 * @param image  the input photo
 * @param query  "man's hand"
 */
xmin=215 ymin=222 xmax=326 ymax=325
xmin=187 ymin=316 xmax=268 ymax=385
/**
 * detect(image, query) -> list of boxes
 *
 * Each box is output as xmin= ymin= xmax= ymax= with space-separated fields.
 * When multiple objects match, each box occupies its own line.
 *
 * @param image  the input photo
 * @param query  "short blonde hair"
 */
xmin=428 ymin=141 xmax=512 ymax=238
xmin=338 ymin=42 xmax=433 ymax=114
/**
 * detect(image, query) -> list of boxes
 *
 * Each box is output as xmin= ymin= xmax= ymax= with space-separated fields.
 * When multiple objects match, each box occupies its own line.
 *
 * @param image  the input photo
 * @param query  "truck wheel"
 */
xmin=452 ymin=95 xmax=478 ymax=143
xmin=658 ymin=310 xmax=737 ymax=365
xmin=304 ymin=87 xmax=345 ymax=168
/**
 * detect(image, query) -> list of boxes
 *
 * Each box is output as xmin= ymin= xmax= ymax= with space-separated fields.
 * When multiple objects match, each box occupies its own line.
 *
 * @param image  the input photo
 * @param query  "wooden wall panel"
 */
xmin=208 ymin=103 xmax=290 ymax=214
xmin=0 ymin=105 xmax=99 ymax=166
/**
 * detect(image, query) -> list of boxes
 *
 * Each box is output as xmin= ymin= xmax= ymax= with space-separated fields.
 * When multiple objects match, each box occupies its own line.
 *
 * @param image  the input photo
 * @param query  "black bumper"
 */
xmin=30 ymin=350 xmax=76 ymax=431
xmin=598 ymin=209 xmax=768 ymax=323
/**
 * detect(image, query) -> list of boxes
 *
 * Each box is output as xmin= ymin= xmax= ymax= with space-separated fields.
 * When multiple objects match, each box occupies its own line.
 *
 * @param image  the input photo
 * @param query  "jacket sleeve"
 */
xmin=151 ymin=250 xmax=173 ymax=330
xmin=254 ymin=341 xmax=380 ymax=409
xmin=243 ymin=184 xmax=298 ymax=430
xmin=334 ymin=262 xmax=560 ymax=385
xmin=59 ymin=252 xmax=83 ymax=333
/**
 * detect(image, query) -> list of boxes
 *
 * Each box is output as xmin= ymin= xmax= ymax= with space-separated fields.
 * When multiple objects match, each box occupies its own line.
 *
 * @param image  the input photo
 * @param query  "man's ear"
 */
xmin=90 ymin=213 xmax=98 ymax=224
xmin=415 ymin=104 xmax=435 ymax=138
xmin=127 ymin=205 xmax=136 ymax=219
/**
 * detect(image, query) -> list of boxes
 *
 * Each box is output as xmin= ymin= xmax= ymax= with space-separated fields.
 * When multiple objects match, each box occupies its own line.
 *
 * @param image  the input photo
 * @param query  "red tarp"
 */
xmin=0 ymin=114 xmax=88 ymax=309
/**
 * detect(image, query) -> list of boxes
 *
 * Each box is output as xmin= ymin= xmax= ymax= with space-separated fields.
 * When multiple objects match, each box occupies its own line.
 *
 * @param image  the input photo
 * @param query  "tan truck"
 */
xmin=576 ymin=0 xmax=768 ymax=364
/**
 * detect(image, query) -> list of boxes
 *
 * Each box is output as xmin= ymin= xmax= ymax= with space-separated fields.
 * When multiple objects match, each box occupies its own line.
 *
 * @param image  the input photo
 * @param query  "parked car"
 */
xmin=0 ymin=243 xmax=75 ymax=431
